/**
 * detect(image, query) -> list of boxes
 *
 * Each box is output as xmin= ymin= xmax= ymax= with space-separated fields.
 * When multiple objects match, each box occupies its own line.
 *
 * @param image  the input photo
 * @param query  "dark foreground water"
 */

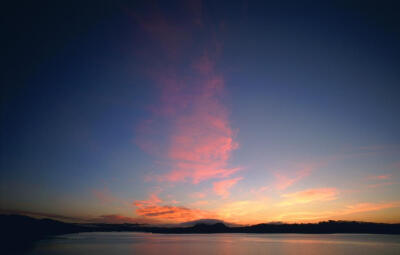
xmin=26 ymin=232 xmax=400 ymax=255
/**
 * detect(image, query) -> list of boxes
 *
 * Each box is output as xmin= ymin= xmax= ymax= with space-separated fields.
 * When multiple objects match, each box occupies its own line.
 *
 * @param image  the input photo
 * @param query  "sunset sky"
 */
xmin=2 ymin=0 xmax=400 ymax=225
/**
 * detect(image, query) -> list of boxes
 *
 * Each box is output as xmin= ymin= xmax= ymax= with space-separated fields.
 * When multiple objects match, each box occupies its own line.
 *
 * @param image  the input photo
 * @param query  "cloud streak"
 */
xmin=279 ymin=188 xmax=338 ymax=206
xmin=213 ymin=177 xmax=243 ymax=198
xmin=274 ymin=164 xmax=314 ymax=191
xmin=156 ymin=61 xmax=240 ymax=183
xmin=216 ymin=198 xmax=270 ymax=224
xmin=136 ymin=205 xmax=215 ymax=222
xmin=134 ymin=190 xmax=215 ymax=222
xmin=134 ymin=193 xmax=162 ymax=208
xmin=342 ymin=202 xmax=400 ymax=215
xmin=135 ymin=5 xmax=239 ymax=184
xmin=367 ymin=174 xmax=392 ymax=180
xmin=276 ymin=201 xmax=400 ymax=222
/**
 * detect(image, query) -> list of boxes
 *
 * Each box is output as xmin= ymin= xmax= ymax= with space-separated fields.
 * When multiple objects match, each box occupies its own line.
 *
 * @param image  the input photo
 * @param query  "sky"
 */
xmin=1 ymin=0 xmax=400 ymax=225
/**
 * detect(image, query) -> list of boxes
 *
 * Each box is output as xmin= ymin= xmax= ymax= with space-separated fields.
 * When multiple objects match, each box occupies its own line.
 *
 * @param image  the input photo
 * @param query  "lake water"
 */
xmin=25 ymin=232 xmax=400 ymax=255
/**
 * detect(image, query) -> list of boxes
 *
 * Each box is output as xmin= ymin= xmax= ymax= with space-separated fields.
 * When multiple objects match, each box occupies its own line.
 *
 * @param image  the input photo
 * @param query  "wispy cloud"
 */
xmin=274 ymin=164 xmax=315 ymax=191
xmin=159 ymin=65 xmax=240 ymax=183
xmin=342 ymin=202 xmax=400 ymax=215
xmin=367 ymin=174 xmax=392 ymax=180
xmin=279 ymin=188 xmax=338 ymax=206
xmin=135 ymin=205 xmax=215 ymax=222
xmin=134 ymin=4 xmax=239 ymax=184
xmin=275 ymin=211 xmax=328 ymax=222
xmin=213 ymin=177 xmax=243 ymax=198
xmin=367 ymin=182 xmax=395 ymax=188
xmin=365 ymin=174 xmax=395 ymax=189
xmin=276 ymin=201 xmax=400 ymax=222
xmin=134 ymin=193 xmax=162 ymax=207
xmin=134 ymin=187 xmax=163 ymax=208
xmin=134 ymin=189 xmax=215 ymax=222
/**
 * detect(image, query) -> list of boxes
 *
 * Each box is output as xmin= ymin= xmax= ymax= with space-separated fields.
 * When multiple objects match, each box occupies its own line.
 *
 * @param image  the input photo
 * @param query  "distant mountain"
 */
xmin=1 ymin=214 xmax=87 ymax=238
xmin=1 ymin=213 xmax=400 ymax=252
xmin=152 ymin=222 xmax=230 ymax=233
xmin=178 ymin=218 xmax=241 ymax=227
xmin=1 ymin=214 xmax=88 ymax=253
xmin=145 ymin=221 xmax=400 ymax=234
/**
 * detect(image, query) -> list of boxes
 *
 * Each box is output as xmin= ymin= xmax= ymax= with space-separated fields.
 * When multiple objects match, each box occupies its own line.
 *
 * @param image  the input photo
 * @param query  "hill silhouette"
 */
xmin=2 ymin=214 xmax=400 ymax=252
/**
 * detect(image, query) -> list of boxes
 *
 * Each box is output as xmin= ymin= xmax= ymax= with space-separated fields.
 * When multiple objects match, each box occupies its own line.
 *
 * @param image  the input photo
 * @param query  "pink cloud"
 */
xmin=367 ymin=182 xmax=395 ymax=188
xmin=134 ymin=8 xmax=239 ymax=184
xmin=367 ymin=174 xmax=391 ymax=180
xmin=160 ymin=72 xmax=240 ymax=183
xmin=274 ymin=164 xmax=314 ymax=191
xmin=213 ymin=177 xmax=243 ymax=198
xmin=134 ymin=192 xmax=162 ymax=207
xmin=365 ymin=174 xmax=395 ymax=189
xmin=279 ymin=188 xmax=338 ymax=206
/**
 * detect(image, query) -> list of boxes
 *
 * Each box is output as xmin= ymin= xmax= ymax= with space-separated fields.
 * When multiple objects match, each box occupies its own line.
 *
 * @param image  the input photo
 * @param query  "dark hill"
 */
xmin=1 ymin=214 xmax=400 ymax=252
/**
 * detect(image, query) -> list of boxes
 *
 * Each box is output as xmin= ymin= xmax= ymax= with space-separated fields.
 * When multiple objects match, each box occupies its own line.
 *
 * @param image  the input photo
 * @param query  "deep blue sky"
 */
xmin=1 ymin=0 xmax=400 ymax=223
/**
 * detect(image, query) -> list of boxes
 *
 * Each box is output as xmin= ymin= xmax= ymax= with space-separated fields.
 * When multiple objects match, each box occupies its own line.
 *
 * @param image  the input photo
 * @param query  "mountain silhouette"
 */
xmin=177 ymin=218 xmax=240 ymax=227
xmin=2 ymin=214 xmax=400 ymax=252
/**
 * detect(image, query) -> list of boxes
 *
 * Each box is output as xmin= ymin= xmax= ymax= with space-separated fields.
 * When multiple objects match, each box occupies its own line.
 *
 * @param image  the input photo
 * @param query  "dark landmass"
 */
xmin=1 ymin=214 xmax=400 ymax=253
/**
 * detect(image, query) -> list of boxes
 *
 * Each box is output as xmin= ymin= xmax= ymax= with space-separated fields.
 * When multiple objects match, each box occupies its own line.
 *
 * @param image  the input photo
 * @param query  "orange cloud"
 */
xmin=216 ymin=198 xmax=270 ymax=224
xmin=213 ymin=177 xmax=243 ymax=198
xmin=134 ymin=190 xmax=215 ymax=222
xmin=342 ymin=201 xmax=400 ymax=215
xmin=276 ymin=201 xmax=400 ymax=222
xmin=275 ymin=211 xmax=328 ymax=222
xmin=134 ymin=193 xmax=162 ymax=207
xmin=279 ymin=188 xmax=338 ymax=206
xmin=136 ymin=205 xmax=215 ymax=222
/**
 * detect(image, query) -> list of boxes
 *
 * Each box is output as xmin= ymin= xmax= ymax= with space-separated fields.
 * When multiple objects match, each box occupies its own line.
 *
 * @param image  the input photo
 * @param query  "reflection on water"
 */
xmin=26 ymin=232 xmax=400 ymax=255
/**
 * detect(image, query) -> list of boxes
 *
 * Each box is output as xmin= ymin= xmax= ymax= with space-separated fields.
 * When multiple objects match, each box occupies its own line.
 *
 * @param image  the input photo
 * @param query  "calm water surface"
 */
xmin=27 ymin=232 xmax=400 ymax=255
